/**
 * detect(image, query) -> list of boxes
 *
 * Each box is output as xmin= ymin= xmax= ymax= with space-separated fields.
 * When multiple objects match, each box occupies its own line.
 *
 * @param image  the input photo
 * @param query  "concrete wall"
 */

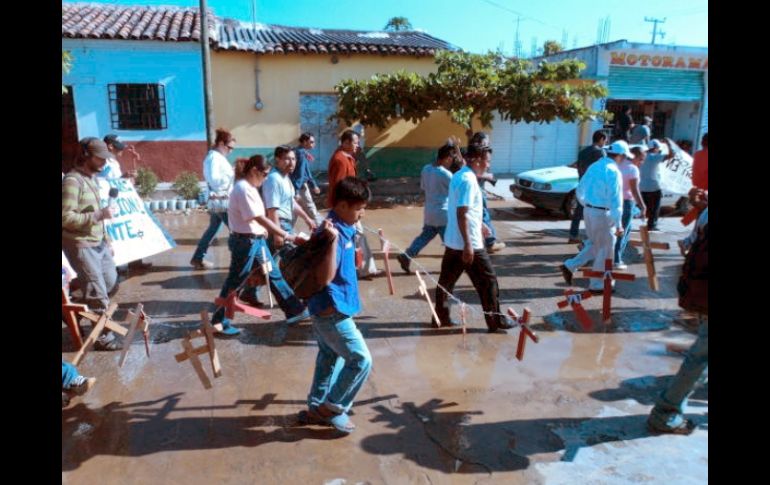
xmin=62 ymin=39 xmax=207 ymax=181
xmin=211 ymin=52 xmax=469 ymax=177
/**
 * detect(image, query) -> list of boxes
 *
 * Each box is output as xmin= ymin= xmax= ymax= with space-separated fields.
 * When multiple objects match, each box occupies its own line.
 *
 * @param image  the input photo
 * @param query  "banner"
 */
xmin=96 ymin=178 xmax=176 ymax=266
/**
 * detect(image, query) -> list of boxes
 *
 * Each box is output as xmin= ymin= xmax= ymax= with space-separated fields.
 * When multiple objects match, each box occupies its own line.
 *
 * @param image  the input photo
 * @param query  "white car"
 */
xmin=509 ymin=139 xmax=693 ymax=218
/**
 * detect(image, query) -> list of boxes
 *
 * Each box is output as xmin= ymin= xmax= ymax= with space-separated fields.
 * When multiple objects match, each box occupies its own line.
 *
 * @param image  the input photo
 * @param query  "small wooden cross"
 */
xmin=681 ymin=206 xmax=700 ymax=226
xmin=415 ymin=271 xmax=441 ymax=328
xmin=460 ymin=303 xmax=468 ymax=348
xmin=630 ymin=226 xmax=671 ymax=291
xmin=72 ymin=302 xmax=121 ymax=366
xmin=174 ymin=310 xmax=223 ymax=389
xmin=556 ymin=289 xmax=595 ymax=331
xmin=581 ymin=259 xmax=636 ymax=323
xmin=214 ymin=290 xmax=272 ymax=321
xmin=378 ymin=228 xmax=395 ymax=295
xmin=117 ymin=304 xmax=152 ymax=367
xmin=507 ymin=307 xmax=538 ymax=361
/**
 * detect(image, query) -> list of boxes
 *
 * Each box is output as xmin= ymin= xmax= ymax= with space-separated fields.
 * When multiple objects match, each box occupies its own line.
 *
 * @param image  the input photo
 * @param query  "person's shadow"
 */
xmin=360 ymin=398 xmax=707 ymax=474
xmin=62 ymin=392 xmax=396 ymax=471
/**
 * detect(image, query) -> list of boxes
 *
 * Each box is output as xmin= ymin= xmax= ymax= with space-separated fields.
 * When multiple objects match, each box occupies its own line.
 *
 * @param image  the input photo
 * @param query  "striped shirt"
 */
xmin=62 ymin=168 xmax=105 ymax=246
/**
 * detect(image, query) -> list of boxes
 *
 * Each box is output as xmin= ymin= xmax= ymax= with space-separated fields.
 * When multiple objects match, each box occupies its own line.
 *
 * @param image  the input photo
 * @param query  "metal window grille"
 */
xmin=108 ymin=83 xmax=167 ymax=130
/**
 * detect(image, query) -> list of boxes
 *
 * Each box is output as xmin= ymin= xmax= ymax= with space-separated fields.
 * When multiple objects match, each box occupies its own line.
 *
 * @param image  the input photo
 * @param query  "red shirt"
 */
xmin=692 ymin=148 xmax=708 ymax=190
xmin=327 ymin=149 xmax=357 ymax=207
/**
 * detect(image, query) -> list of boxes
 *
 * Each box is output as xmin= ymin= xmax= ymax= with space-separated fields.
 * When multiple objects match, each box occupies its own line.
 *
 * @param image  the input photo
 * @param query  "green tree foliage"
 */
xmin=334 ymin=51 xmax=609 ymax=130
xmin=384 ymin=16 xmax=413 ymax=31
xmin=62 ymin=50 xmax=73 ymax=94
xmin=543 ymin=40 xmax=563 ymax=56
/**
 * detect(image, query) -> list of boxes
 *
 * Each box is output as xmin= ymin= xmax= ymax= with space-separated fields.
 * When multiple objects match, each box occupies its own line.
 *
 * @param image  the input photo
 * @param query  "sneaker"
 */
xmin=396 ymin=253 xmax=411 ymax=274
xmin=238 ymin=290 xmax=265 ymax=308
xmin=286 ymin=309 xmax=311 ymax=326
xmin=614 ymin=262 xmax=628 ymax=270
xmin=190 ymin=259 xmax=214 ymax=270
xmin=94 ymin=333 xmax=122 ymax=351
xmin=567 ymin=238 xmax=582 ymax=244
xmin=559 ymin=264 xmax=573 ymax=286
xmin=214 ymin=322 xmax=241 ymax=337
xmin=487 ymin=242 xmax=506 ymax=253
xmin=489 ymin=316 xmax=518 ymax=333
xmin=69 ymin=376 xmax=97 ymax=396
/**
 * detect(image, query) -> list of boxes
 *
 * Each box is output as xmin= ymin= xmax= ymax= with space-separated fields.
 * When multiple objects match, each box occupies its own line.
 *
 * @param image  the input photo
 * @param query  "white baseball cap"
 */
xmin=606 ymin=140 xmax=634 ymax=158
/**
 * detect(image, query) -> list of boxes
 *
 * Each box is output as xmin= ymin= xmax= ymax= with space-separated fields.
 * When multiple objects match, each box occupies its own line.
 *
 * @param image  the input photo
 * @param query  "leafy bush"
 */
xmin=135 ymin=167 xmax=159 ymax=199
xmin=172 ymin=171 xmax=202 ymax=200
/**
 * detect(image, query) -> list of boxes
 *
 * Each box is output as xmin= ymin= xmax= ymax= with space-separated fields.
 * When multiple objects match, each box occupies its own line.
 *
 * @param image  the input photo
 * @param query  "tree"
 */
xmin=543 ymin=40 xmax=563 ymax=56
xmin=384 ymin=16 xmax=412 ymax=32
xmin=62 ymin=50 xmax=73 ymax=94
xmin=333 ymin=50 xmax=609 ymax=131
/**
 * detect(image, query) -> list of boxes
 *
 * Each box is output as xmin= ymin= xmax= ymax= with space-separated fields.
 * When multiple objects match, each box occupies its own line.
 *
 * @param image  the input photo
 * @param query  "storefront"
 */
xmin=490 ymin=40 xmax=708 ymax=174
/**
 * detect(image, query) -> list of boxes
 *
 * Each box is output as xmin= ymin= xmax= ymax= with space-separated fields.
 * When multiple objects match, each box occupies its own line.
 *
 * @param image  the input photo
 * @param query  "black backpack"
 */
xmin=279 ymin=229 xmax=335 ymax=299
xmin=677 ymin=223 xmax=708 ymax=314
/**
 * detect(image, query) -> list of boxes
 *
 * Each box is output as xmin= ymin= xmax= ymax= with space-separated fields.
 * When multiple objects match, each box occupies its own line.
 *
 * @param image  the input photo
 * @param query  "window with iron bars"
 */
xmin=108 ymin=83 xmax=167 ymax=130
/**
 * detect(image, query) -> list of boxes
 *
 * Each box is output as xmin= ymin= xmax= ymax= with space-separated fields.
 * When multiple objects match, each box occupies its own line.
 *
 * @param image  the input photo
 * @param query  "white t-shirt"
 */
xmin=228 ymin=179 xmax=268 ymax=236
xmin=262 ymin=169 xmax=295 ymax=221
xmin=444 ymin=166 xmax=484 ymax=251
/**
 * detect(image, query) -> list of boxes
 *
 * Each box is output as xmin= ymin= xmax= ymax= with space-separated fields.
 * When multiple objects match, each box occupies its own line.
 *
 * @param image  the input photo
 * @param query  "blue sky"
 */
xmin=65 ymin=0 xmax=708 ymax=55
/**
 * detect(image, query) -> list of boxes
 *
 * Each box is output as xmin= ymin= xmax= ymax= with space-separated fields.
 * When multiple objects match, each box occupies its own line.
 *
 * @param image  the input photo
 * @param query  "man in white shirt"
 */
xmin=434 ymin=143 xmax=516 ymax=333
xmin=262 ymin=145 xmax=317 ymax=253
xmin=191 ymin=129 xmax=236 ymax=270
xmin=99 ymin=134 xmax=152 ymax=271
xmin=560 ymin=141 xmax=628 ymax=293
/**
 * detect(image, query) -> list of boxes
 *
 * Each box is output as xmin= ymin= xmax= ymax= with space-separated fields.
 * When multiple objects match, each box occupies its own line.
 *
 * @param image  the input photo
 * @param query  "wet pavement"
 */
xmin=63 ymin=200 xmax=707 ymax=484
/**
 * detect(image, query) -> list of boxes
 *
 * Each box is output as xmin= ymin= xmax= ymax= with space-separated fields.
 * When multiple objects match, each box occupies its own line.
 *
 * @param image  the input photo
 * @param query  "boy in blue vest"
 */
xmin=302 ymin=177 xmax=373 ymax=434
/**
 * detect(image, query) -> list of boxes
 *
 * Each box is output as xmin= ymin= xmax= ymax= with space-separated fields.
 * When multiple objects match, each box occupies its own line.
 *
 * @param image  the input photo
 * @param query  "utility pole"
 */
xmin=644 ymin=17 xmax=666 ymax=44
xmin=199 ymin=0 xmax=214 ymax=146
xmin=514 ymin=16 xmax=522 ymax=58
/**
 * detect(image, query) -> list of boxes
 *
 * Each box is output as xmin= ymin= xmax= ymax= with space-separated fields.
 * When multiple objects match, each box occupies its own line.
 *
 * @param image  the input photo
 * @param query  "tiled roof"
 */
xmin=61 ymin=3 xmax=456 ymax=56
xmin=215 ymin=20 xmax=455 ymax=56
xmin=62 ymin=3 xmax=215 ymax=42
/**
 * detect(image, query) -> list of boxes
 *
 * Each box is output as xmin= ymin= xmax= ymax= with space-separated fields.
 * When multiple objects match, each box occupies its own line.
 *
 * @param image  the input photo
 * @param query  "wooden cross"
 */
xmin=118 ymin=304 xmax=152 ymax=367
xmin=214 ymin=290 xmax=272 ymax=321
xmin=630 ymin=226 xmax=671 ymax=291
xmin=581 ymin=259 xmax=636 ymax=323
xmin=460 ymin=303 xmax=468 ymax=348
xmin=378 ymin=228 xmax=395 ymax=295
xmin=61 ymin=287 xmax=86 ymax=349
xmin=72 ymin=302 xmax=122 ymax=366
xmin=507 ymin=307 xmax=538 ymax=361
xmin=556 ymin=289 xmax=595 ymax=331
xmin=415 ymin=271 xmax=441 ymax=328
xmin=681 ymin=206 xmax=700 ymax=226
xmin=174 ymin=310 xmax=223 ymax=390
xmin=261 ymin=245 xmax=274 ymax=308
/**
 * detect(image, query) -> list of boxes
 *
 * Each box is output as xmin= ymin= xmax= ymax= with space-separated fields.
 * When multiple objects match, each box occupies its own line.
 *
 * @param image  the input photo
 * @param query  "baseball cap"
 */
xmin=103 ymin=134 xmax=126 ymax=150
xmin=605 ymin=140 xmax=633 ymax=159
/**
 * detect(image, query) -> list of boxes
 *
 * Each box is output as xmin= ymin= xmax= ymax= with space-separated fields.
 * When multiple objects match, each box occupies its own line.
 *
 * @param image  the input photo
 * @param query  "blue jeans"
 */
xmin=269 ymin=218 xmax=294 ymax=255
xmin=649 ymin=316 xmax=708 ymax=429
xmin=569 ymin=202 xmax=584 ymax=239
xmin=307 ymin=311 xmax=372 ymax=414
xmin=212 ymin=235 xmax=305 ymax=327
xmin=405 ymin=225 xmax=446 ymax=257
xmin=62 ymin=361 xmax=78 ymax=389
xmin=482 ymin=194 xmax=497 ymax=247
xmin=614 ymin=200 xmax=639 ymax=264
xmin=192 ymin=211 xmax=229 ymax=262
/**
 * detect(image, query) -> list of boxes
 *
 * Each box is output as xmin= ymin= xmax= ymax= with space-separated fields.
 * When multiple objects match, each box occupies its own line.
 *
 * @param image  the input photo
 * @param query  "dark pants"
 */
xmin=642 ymin=190 xmax=662 ymax=230
xmin=434 ymin=248 xmax=502 ymax=330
